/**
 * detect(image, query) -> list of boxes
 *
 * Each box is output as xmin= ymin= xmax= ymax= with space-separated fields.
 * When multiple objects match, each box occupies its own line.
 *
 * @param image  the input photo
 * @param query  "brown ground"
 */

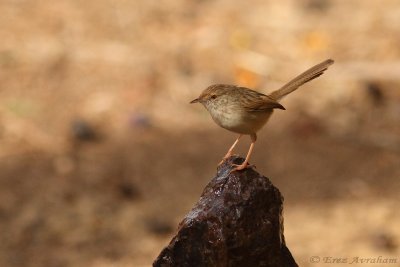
xmin=1 ymin=1 xmax=400 ymax=266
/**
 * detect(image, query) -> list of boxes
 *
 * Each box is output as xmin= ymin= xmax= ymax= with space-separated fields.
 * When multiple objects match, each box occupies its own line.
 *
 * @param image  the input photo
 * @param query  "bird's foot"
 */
xmin=229 ymin=162 xmax=256 ymax=173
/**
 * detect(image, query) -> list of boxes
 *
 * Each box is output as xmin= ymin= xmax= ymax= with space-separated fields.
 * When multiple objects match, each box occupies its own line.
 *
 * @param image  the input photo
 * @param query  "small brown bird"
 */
xmin=190 ymin=59 xmax=334 ymax=171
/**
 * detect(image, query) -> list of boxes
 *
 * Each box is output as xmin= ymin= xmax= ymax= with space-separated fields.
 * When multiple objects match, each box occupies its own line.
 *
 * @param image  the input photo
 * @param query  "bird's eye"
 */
xmin=210 ymin=95 xmax=217 ymax=99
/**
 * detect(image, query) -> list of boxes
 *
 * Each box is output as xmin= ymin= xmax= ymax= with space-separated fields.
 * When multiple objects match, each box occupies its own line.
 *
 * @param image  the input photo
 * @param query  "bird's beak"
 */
xmin=190 ymin=98 xmax=199 ymax=104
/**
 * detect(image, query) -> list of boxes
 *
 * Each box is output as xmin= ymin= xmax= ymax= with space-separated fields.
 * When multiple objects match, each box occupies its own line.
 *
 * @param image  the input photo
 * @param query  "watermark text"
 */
xmin=310 ymin=256 xmax=397 ymax=264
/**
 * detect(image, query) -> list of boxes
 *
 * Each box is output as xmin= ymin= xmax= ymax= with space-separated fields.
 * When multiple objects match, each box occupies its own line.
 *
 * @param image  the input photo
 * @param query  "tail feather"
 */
xmin=269 ymin=59 xmax=334 ymax=101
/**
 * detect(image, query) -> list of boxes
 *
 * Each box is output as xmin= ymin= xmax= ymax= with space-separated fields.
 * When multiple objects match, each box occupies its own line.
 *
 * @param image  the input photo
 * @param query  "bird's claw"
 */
xmin=229 ymin=163 xmax=256 ymax=173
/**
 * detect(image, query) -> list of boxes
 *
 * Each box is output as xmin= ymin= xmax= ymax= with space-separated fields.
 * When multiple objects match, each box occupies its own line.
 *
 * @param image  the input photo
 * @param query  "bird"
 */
xmin=190 ymin=59 xmax=334 ymax=172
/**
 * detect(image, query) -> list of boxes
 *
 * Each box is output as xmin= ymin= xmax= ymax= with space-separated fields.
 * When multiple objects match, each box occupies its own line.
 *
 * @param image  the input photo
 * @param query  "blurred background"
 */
xmin=1 ymin=0 xmax=400 ymax=266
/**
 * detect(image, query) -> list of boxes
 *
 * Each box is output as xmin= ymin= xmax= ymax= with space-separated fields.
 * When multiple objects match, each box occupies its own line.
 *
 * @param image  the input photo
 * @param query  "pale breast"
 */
xmin=207 ymin=102 xmax=273 ymax=134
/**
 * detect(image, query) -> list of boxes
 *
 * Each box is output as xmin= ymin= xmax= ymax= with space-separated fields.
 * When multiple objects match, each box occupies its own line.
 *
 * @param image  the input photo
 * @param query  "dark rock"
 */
xmin=153 ymin=156 xmax=298 ymax=267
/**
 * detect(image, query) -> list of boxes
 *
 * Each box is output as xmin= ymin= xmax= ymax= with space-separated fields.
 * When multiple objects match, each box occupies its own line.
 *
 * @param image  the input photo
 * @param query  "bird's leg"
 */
xmin=218 ymin=134 xmax=242 ymax=166
xmin=230 ymin=133 xmax=257 ymax=172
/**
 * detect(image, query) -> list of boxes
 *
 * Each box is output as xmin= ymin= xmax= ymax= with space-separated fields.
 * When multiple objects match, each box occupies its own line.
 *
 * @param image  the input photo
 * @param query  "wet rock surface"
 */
xmin=153 ymin=156 xmax=298 ymax=267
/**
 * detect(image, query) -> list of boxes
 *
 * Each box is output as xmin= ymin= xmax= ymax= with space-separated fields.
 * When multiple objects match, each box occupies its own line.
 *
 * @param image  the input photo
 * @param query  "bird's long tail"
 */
xmin=269 ymin=59 xmax=334 ymax=101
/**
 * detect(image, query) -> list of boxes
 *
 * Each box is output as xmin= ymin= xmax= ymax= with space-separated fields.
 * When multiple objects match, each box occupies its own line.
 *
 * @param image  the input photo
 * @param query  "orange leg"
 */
xmin=218 ymin=134 xmax=242 ymax=166
xmin=231 ymin=133 xmax=257 ymax=172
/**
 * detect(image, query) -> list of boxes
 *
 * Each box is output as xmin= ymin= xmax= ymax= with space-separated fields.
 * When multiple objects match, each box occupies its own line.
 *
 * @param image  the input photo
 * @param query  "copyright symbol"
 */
xmin=310 ymin=256 xmax=320 ymax=263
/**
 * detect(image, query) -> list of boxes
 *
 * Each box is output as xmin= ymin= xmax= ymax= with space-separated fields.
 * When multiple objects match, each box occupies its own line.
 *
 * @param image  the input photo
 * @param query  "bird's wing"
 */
xmin=239 ymin=87 xmax=286 ymax=112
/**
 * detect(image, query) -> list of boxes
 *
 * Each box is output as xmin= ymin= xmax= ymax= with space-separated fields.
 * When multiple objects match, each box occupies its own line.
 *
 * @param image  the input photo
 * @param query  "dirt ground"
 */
xmin=1 ymin=1 xmax=400 ymax=266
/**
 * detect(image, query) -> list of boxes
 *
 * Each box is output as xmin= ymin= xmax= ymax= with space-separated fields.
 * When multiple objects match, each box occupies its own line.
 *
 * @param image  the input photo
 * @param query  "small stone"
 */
xmin=71 ymin=119 xmax=98 ymax=142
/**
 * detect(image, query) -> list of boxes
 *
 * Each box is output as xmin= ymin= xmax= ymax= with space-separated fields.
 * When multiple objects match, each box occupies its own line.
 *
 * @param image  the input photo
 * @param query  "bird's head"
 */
xmin=190 ymin=84 xmax=231 ymax=107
